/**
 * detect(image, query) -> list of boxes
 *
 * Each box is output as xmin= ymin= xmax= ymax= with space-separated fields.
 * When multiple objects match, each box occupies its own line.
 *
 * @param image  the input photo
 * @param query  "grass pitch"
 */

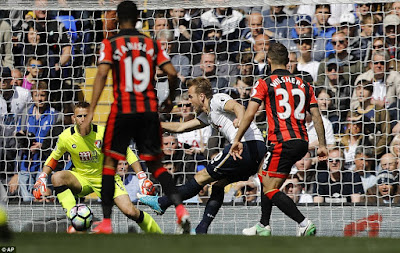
xmin=3 ymin=232 xmax=399 ymax=253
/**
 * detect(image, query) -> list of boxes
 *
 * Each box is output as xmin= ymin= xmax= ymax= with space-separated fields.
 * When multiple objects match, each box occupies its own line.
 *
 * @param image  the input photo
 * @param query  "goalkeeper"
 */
xmin=33 ymin=102 xmax=161 ymax=234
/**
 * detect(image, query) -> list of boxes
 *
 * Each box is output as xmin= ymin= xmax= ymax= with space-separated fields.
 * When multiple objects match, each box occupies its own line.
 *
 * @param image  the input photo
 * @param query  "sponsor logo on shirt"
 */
xmin=79 ymin=151 xmax=98 ymax=162
xmin=95 ymin=140 xmax=102 ymax=148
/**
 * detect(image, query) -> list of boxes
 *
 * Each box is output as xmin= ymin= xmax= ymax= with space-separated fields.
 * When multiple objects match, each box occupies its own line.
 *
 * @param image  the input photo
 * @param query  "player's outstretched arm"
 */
xmin=232 ymin=100 xmax=260 ymax=143
xmin=230 ymin=100 xmax=260 ymax=160
xmin=310 ymin=107 xmax=328 ymax=161
xmin=223 ymin=99 xmax=245 ymax=128
xmin=81 ymin=64 xmax=111 ymax=136
xmin=161 ymin=118 xmax=206 ymax=133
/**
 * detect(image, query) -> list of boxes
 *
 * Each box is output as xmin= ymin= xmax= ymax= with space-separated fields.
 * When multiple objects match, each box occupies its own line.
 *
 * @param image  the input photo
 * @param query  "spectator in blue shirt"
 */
xmin=280 ymin=14 xmax=314 ymax=54
xmin=16 ymin=81 xmax=60 ymax=201
xmin=262 ymin=6 xmax=295 ymax=40
xmin=313 ymin=4 xmax=336 ymax=60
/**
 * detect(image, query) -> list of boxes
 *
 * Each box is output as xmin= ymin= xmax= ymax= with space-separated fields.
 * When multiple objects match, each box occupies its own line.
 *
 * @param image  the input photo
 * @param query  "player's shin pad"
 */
xmin=138 ymin=211 xmax=163 ymax=234
xmin=54 ymin=186 xmax=76 ymax=218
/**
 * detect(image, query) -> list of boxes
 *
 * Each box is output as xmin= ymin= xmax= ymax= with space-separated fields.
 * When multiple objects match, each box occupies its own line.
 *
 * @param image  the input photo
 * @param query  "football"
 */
xmin=69 ymin=204 xmax=93 ymax=231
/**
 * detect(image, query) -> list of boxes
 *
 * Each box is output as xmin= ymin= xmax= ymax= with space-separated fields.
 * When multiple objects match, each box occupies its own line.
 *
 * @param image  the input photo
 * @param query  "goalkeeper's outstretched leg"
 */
xmin=50 ymin=169 xmax=162 ymax=234
xmin=113 ymin=194 xmax=162 ymax=234
xmin=51 ymin=171 xmax=82 ymax=218
xmin=51 ymin=170 xmax=104 ymax=234
xmin=95 ymin=156 xmax=163 ymax=234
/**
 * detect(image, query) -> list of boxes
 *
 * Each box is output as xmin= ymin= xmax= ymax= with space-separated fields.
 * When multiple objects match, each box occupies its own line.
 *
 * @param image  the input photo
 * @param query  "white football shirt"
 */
xmin=177 ymin=126 xmax=212 ymax=150
xmin=0 ymin=86 xmax=31 ymax=133
xmin=197 ymin=93 xmax=264 ymax=143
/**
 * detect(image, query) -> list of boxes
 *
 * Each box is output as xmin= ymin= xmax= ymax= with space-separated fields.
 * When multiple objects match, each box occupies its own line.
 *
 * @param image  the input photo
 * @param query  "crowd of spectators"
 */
xmin=1 ymin=3 xmax=400 ymax=205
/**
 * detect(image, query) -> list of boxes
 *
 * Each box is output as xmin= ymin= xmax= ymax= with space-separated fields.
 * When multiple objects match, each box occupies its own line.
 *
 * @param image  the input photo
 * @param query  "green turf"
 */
xmin=2 ymin=233 xmax=399 ymax=253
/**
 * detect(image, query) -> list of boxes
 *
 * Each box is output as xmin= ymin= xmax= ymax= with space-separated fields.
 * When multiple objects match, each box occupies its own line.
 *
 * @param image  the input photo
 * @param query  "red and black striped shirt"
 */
xmin=251 ymin=69 xmax=318 ymax=143
xmin=98 ymin=29 xmax=170 ymax=114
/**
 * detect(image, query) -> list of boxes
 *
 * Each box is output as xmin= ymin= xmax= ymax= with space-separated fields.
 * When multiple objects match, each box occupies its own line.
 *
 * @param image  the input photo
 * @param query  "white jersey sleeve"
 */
xmin=208 ymin=93 xmax=264 ymax=143
xmin=210 ymin=93 xmax=231 ymax=112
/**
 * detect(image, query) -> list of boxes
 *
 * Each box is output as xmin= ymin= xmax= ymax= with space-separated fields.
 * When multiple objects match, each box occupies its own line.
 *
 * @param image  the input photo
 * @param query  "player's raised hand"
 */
xmin=229 ymin=141 xmax=243 ymax=160
xmin=33 ymin=172 xmax=48 ymax=199
xmin=137 ymin=171 xmax=156 ymax=195
xmin=317 ymin=146 xmax=328 ymax=161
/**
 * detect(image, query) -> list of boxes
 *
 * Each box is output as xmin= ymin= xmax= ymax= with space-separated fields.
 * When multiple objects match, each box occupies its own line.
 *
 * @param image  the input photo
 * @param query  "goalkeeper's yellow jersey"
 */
xmin=45 ymin=124 xmax=138 ymax=178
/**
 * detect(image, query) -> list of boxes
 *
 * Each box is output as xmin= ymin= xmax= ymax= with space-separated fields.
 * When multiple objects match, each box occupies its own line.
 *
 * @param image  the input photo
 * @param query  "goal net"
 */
xmin=1 ymin=0 xmax=400 ymax=236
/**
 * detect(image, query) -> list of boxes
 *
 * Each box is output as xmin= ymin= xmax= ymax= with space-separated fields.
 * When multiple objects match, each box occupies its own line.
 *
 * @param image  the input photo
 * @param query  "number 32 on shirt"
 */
xmin=276 ymin=88 xmax=305 ymax=120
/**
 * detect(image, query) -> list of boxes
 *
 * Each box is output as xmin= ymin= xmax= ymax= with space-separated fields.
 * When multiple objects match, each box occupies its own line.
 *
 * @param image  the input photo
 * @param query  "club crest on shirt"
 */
xmin=95 ymin=140 xmax=102 ymax=148
xmin=72 ymin=144 xmax=76 ymax=149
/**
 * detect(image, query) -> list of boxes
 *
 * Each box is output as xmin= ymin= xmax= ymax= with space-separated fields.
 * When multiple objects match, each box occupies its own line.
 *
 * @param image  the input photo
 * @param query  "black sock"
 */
xmin=159 ymin=178 xmax=203 ymax=210
xmin=156 ymin=171 xmax=182 ymax=207
xmin=260 ymin=187 xmax=272 ymax=226
xmin=136 ymin=210 xmax=144 ymax=223
xmin=101 ymin=174 xmax=115 ymax=219
xmin=54 ymin=185 xmax=69 ymax=195
xmin=271 ymin=191 xmax=305 ymax=223
xmin=195 ymin=185 xmax=224 ymax=234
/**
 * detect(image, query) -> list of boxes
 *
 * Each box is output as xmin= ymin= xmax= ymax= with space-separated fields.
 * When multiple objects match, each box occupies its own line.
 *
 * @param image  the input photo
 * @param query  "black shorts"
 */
xmin=261 ymin=139 xmax=308 ymax=178
xmin=206 ymin=140 xmax=267 ymax=183
xmin=103 ymin=112 xmax=163 ymax=161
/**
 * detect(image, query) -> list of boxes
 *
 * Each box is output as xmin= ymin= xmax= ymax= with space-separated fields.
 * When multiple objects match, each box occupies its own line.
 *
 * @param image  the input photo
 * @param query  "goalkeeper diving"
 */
xmin=33 ymin=102 xmax=161 ymax=233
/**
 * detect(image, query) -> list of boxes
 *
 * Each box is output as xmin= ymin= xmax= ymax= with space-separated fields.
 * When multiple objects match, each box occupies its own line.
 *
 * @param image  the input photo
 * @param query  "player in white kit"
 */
xmin=138 ymin=77 xmax=267 ymax=234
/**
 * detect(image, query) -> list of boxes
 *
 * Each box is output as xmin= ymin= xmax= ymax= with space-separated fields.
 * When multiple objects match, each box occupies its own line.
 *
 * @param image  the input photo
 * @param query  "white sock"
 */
xmin=299 ymin=218 xmax=309 ymax=227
